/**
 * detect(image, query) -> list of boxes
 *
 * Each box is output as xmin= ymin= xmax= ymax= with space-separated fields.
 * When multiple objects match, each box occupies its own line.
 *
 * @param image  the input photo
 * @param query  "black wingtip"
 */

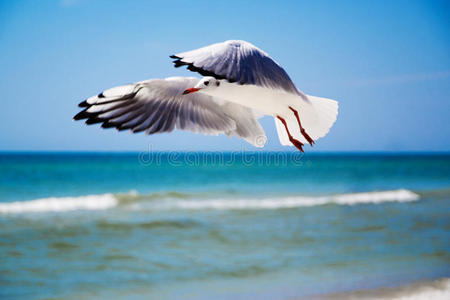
xmin=73 ymin=110 xmax=90 ymax=120
xmin=169 ymin=55 xmax=234 ymax=83
xmin=132 ymin=128 xmax=145 ymax=134
xmin=174 ymin=61 xmax=185 ymax=68
xmin=171 ymin=56 xmax=185 ymax=68
xmin=85 ymin=117 xmax=104 ymax=125
xmin=101 ymin=121 xmax=116 ymax=129
xmin=78 ymin=100 xmax=89 ymax=108
xmin=98 ymin=92 xmax=105 ymax=98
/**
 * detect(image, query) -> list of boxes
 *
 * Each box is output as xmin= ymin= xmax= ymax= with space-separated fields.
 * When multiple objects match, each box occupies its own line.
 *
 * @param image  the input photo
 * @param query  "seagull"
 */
xmin=74 ymin=40 xmax=338 ymax=152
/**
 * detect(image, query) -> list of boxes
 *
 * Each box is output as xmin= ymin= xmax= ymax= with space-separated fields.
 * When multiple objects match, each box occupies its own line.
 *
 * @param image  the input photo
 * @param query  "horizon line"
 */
xmin=0 ymin=150 xmax=449 ymax=155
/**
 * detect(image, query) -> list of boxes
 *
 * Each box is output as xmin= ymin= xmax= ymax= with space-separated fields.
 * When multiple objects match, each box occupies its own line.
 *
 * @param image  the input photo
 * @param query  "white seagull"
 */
xmin=74 ymin=40 xmax=338 ymax=152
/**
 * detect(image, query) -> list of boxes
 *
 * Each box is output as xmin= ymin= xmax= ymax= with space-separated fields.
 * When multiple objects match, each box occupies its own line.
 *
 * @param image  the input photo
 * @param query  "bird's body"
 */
xmin=199 ymin=79 xmax=293 ymax=116
xmin=74 ymin=40 xmax=339 ymax=152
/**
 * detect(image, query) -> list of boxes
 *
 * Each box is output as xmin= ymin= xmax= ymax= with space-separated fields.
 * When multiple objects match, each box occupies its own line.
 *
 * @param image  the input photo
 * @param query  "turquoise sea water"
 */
xmin=0 ymin=152 xmax=449 ymax=299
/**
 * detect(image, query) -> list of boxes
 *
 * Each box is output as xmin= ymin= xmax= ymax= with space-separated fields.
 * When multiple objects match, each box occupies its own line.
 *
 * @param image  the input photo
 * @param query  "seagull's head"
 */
xmin=183 ymin=77 xmax=221 ymax=95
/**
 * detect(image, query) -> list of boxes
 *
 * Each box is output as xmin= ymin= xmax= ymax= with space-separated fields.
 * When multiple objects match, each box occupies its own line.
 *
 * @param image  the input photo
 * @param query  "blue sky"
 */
xmin=0 ymin=0 xmax=449 ymax=152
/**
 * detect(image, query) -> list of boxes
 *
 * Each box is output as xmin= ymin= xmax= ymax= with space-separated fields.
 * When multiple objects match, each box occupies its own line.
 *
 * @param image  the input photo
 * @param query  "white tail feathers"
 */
xmin=275 ymin=95 xmax=338 ymax=146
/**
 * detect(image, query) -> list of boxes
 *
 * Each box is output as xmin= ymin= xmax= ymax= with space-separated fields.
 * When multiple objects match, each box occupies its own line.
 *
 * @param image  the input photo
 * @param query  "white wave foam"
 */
xmin=0 ymin=194 xmax=118 ymax=214
xmin=393 ymin=278 xmax=450 ymax=300
xmin=150 ymin=189 xmax=420 ymax=210
xmin=326 ymin=277 xmax=450 ymax=300
xmin=394 ymin=279 xmax=450 ymax=300
xmin=0 ymin=189 xmax=419 ymax=214
xmin=333 ymin=189 xmax=419 ymax=205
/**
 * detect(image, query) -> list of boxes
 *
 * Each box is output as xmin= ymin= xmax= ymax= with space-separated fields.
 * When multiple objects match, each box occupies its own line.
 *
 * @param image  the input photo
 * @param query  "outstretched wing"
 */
xmin=170 ymin=40 xmax=304 ymax=97
xmin=74 ymin=77 xmax=267 ymax=147
xmin=221 ymin=103 xmax=267 ymax=147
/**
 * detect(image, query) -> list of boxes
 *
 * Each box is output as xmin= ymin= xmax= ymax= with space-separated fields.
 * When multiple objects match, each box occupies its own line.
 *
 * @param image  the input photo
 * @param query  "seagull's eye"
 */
xmin=204 ymin=81 xmax=209 ymax=86
xmin=216 ymin=81 xmax=220 ymax=86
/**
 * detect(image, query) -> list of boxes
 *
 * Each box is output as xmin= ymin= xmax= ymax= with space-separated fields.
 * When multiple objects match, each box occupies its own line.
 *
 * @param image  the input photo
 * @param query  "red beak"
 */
xmin=183 ymin=87 xmax=200 ymax=95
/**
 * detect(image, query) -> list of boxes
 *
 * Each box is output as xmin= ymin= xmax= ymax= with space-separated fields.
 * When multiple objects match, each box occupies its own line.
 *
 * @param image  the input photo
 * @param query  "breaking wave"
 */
xmin=0 ymin=193 xmax=118 ymax=213
xmin=148 ymin=189 xmax=420 ymax=210
xmin=0 ymin=189 xmax=420 ymax=214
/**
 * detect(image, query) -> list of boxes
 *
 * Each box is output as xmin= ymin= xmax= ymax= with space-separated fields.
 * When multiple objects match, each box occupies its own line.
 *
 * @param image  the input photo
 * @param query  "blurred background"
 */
xmin=0 ymin=1 xmax=449 ymax=299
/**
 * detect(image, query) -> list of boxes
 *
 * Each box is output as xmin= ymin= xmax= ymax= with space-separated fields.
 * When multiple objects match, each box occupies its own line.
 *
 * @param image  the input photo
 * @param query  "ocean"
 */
xmin=0 ymin=152 xmax=449 ymax=299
